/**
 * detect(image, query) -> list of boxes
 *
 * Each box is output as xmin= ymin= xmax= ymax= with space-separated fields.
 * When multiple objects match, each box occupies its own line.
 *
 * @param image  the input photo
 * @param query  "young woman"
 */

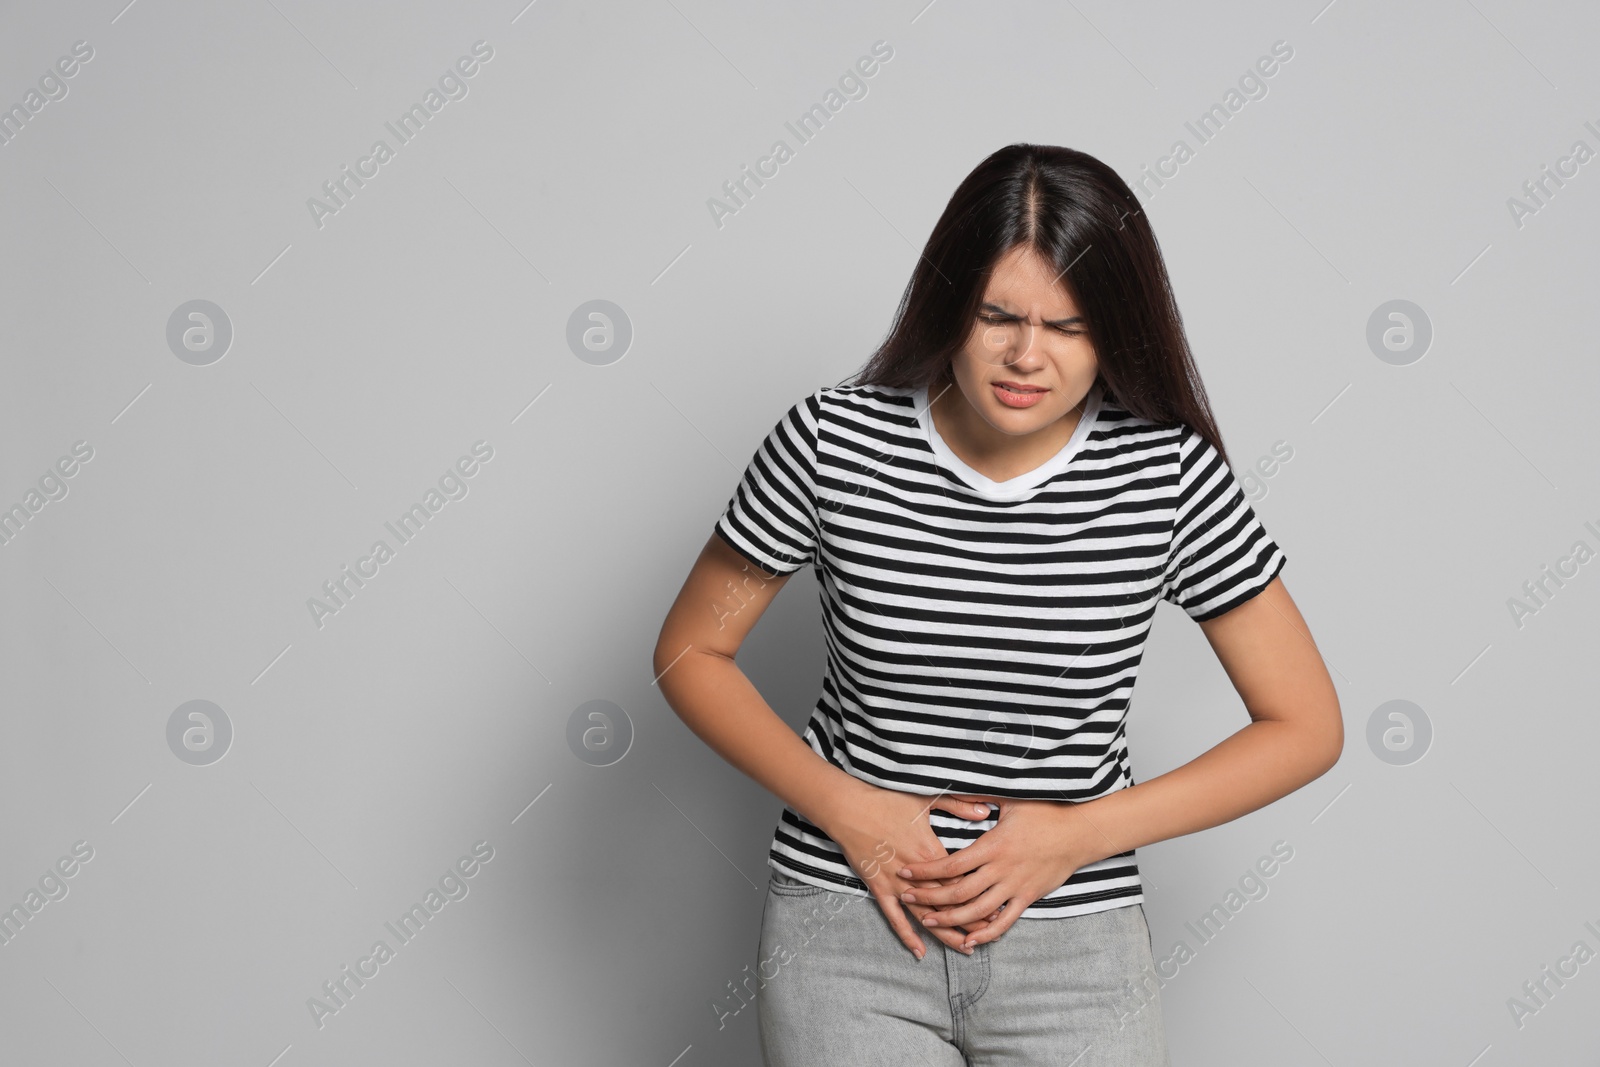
xmin=653 ymin=143 xmax=1342 ymax=1066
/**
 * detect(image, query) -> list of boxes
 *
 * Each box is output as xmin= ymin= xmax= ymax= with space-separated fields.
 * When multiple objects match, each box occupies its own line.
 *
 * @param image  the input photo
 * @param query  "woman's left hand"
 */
xmin=895 ymin=794 xmax=1105 ymax=948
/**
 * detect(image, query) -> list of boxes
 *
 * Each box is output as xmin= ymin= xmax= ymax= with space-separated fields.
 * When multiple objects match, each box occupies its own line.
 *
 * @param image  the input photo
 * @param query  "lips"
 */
xmin=991 ymin=381 xmax=1049 ymax=408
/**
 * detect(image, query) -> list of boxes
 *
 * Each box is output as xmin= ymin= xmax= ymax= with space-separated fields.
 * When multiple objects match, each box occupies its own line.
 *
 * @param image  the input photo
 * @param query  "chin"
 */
xmin=984 ymin=404 xmax=1059 ymax=433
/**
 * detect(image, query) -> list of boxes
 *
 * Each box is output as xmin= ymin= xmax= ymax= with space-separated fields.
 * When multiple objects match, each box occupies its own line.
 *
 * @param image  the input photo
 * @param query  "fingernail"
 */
xmin=901 ymin=891 xmax=915 ymax=902
xmin=913 ymin=947 xmax=925 ymax=961
xmin=898 ymin=867 xmax=912 ymax=878
xmin=922 ymin=915 xmax=938 ymax=926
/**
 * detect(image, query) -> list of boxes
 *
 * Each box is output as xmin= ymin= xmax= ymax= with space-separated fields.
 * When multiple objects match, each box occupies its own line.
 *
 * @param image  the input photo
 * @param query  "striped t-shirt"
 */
xmin=713 ymin=376 xmax=1287 ymax=918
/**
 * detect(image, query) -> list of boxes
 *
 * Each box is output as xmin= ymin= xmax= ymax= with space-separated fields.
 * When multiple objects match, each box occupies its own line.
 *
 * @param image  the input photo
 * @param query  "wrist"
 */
xmin=1057 ymin=799 xmax=1116 ymax=868
xmin=801 ymin=770 xmax=874 ymax=836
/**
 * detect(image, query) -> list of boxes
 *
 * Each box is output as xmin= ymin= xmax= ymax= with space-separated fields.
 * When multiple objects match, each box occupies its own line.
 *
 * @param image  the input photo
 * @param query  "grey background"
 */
xmin=2 ymin=0 xmax=1597 ymax=1063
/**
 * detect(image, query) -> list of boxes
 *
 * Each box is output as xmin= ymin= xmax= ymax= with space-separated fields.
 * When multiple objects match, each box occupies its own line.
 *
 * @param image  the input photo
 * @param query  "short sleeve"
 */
xmin=712 ymin=391 xmax=822 ymax=576
xmin=1162 ymin=427 xmax=1287 ymax=621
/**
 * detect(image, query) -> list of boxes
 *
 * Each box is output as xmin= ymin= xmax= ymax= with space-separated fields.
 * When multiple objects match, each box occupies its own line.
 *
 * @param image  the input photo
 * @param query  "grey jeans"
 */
xmin=756 ymin=869 xmax=1170 ymax=1066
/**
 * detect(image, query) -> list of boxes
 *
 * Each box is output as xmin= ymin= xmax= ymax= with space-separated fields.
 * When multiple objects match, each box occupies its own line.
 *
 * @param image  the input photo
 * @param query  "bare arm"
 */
xmin=894 ymin=574 xmax=1344 ymax=942
xmin=651 ymin=533 xmax=864 ymax=837
xmin=1062 ymin=576 xmax=1343 ymax=862
xmin=652 ymin=532 xmax=997 ymax=958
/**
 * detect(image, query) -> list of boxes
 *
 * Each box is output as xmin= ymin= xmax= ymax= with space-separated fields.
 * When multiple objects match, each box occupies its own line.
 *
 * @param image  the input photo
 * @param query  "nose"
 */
xmin=1008 ymin=320 xmax=1048 ymax=368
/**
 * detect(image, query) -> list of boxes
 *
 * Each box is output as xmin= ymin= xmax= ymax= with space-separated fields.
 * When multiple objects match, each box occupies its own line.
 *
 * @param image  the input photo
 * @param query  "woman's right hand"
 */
xmin=816 ymin=783 xmax=999 ymax=959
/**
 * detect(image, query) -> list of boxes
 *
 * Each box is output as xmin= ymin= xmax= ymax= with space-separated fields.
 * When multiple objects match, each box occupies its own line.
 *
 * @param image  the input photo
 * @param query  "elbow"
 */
xmin=1310 ymin=700 xmax=1345 ymax=778
xmin=650 ymin=611 xmax=677 ymax=682
xmin=651 ymin=630 xmax=685 ymax=691
xmin=652 ymin=627 xmax=721 ymax=696
xmin=1315 ymin=731 xmax=1343 ymax=779
xmin=1271 ymin=698 xmax=1343 ymax=783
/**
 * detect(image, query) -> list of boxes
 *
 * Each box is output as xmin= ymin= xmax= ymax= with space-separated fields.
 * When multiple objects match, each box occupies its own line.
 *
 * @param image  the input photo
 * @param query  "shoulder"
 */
xmin=815 ymin=381 xmax=917 ymax=409
xmin=805 ymin=382 xmax=921 ymax=432
xmin=1087 ymin=390 xmax=1189 ymax=476
xmin=761 ymin=383 xmax=917 ymax=459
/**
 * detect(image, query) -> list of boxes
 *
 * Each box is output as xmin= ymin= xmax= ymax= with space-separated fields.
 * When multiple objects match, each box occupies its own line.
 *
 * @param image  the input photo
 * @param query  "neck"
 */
xmin=929 ymin=376 xmax=1094 ymax=480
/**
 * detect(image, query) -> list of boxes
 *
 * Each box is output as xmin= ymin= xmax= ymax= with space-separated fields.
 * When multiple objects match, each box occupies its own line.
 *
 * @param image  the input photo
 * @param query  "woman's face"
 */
xmin=942 ymin=244 xmax=1100 ymax=437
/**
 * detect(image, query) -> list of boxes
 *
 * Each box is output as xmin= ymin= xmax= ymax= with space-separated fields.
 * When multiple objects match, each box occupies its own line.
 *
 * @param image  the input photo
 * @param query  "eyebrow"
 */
xmin=979 ymin=302 xmax=1085 ymax=328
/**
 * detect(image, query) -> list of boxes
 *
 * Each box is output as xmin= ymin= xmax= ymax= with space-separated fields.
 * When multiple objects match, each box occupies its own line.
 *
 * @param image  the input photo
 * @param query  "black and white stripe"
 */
xmin=714 ymin=378 xmax=1287 ymax=918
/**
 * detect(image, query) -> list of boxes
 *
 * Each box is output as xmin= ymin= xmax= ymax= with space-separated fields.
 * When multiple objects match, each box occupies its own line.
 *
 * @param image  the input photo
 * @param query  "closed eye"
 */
xmin=978 ymin=312 xmax=1083 ymax=336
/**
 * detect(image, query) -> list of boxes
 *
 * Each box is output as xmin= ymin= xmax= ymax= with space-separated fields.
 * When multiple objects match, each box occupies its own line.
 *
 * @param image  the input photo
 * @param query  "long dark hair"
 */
xmin=846 ymin=143 xmax=1233 ymax=468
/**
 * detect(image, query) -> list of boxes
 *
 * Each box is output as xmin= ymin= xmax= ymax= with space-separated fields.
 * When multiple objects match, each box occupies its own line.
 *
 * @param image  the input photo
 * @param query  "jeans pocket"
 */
xmin=768 ymin=869 xmax=830 ymax=896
